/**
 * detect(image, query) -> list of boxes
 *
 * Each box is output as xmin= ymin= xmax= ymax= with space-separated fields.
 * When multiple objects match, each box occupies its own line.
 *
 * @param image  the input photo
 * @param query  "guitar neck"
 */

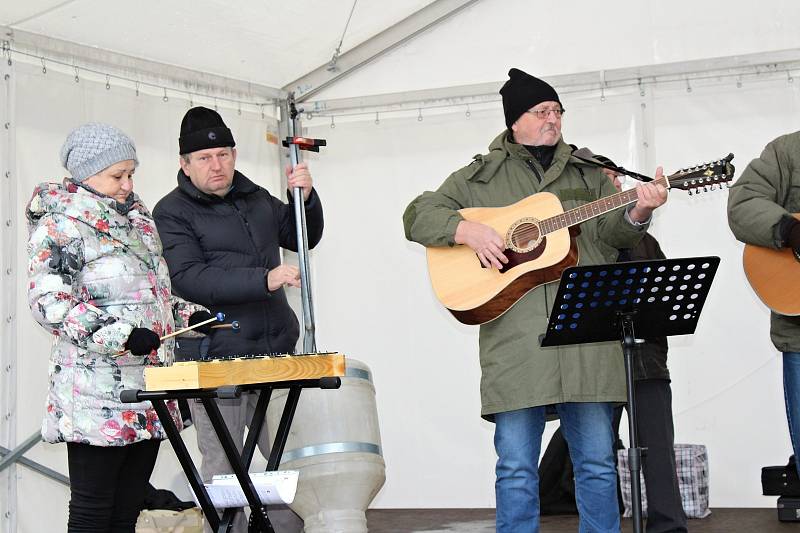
xmin=540 ymin=175 xmax=668 ymax=234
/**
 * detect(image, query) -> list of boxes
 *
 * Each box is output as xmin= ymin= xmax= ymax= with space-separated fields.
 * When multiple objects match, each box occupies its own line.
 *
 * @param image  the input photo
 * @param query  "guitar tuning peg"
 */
xmin=688 ymin=189 xmax=694 ymax=196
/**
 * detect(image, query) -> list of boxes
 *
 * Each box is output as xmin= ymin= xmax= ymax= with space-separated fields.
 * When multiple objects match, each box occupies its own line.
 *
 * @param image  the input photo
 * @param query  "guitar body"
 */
xmin=426 ymin=192 xmax=578 ymax=325
xmin=421 ymin=154 xmax=735 ymax=325
xmin=743 ymin=243 xmax=800 ymax=316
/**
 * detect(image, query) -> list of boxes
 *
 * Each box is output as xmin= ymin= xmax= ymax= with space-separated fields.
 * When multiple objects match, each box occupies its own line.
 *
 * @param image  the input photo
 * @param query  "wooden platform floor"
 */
xmin=365 ymin=507 xmax=798 ymax=532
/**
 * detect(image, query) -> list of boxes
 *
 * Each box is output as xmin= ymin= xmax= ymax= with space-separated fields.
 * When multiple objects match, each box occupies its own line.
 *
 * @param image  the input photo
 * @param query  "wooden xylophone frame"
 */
xmin=144 ymin=352 xmax=346 ymax=391
xmin=121 ymin=377 xmax=341 ymax=533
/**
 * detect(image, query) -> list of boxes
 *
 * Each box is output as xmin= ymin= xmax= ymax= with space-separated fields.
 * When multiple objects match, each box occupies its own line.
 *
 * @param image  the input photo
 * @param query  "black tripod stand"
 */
xmin=541 ymin=256 xmax=720 ymax=533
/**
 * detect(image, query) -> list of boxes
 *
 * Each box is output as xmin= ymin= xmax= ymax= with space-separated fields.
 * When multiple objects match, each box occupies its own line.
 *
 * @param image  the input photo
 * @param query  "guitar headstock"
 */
xmin=667 ymin=153 xmax=735 ymax=195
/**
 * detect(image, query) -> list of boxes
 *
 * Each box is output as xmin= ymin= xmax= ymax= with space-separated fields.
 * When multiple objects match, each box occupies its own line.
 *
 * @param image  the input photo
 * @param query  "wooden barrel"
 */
xmin=266 ymin=358 xmax=385 ymax=533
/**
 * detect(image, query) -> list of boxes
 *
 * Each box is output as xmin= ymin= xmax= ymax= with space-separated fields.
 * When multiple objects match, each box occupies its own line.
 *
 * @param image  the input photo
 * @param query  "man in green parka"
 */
xmin=728 ymin=131 xmax=800 ymax=483
xmin=402 ymin=68 xmax=668 ymax=533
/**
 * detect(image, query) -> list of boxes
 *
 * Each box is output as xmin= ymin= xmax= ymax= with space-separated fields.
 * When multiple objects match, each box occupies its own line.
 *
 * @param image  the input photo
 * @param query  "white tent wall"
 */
xmin=1 ymin=62 xmax=283 ymax=531
xmin=304 ymin=73 xmax=800 ymax=509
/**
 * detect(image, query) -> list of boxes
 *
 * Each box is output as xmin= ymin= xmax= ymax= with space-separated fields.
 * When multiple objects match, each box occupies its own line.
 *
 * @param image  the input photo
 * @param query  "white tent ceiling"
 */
xmin=3 ymin=0 xmax=800 ymax=115
xmin=0 ymin=0 xmax=439 ymax=90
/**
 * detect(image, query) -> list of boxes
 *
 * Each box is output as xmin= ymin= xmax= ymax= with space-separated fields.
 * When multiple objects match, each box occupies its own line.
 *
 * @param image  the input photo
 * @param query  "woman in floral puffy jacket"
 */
xmin=26 ymin=123 xmax=211 ymax=532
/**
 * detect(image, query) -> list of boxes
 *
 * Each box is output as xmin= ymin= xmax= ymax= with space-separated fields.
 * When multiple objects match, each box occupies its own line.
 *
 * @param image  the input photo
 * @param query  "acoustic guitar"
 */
xmin=743 ymin=216 xmax=800 ymax=316
xmin=426 ymin=154 xmax=735 ymax=325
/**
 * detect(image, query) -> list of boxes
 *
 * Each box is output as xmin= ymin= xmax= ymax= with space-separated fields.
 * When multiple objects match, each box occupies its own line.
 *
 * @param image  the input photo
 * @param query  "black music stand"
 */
xmin=540 ymin=256 xmax=720 ymax=533
xmin=121 ymin=377 xmax=341 ymax=533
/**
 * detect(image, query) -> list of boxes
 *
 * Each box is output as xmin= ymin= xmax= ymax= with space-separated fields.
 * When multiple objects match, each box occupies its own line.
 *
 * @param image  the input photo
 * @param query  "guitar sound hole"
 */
xmin=511 ymin=223 xmax=540 ymax=251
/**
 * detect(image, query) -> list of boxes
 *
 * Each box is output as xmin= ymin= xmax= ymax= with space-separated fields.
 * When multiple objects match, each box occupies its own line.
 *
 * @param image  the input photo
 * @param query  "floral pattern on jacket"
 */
xmin=27 ymin=179 xmax=204 ymax=446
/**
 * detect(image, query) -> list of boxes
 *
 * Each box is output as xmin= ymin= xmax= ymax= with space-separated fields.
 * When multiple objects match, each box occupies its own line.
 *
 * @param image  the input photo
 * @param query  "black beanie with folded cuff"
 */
xmin=179 ymin=106 xmax=236 ymax=155
xmin=499 ymin=68 xmax=561 ymax=129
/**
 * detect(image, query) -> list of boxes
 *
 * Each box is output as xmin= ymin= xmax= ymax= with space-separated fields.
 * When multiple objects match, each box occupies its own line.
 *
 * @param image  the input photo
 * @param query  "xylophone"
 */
xmin=126 ymin=352 xmax=346 ymax=532
xmin=144 ymin=352 xmax=346 ymax=391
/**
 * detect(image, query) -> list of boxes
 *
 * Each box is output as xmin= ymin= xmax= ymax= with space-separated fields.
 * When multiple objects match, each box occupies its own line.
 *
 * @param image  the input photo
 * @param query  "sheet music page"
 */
xmin=190 ymin=470 xmax=299 ymax=508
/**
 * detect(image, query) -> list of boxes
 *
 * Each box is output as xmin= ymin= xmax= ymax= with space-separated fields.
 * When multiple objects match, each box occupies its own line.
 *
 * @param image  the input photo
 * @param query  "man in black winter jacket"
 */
xmin=153 ymin=107 xmax=323 ymax=533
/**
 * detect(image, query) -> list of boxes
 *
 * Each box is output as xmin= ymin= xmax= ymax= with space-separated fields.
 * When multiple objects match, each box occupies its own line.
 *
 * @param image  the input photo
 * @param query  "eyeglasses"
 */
xmin=526 ymin=107 xmax=565 ymax=119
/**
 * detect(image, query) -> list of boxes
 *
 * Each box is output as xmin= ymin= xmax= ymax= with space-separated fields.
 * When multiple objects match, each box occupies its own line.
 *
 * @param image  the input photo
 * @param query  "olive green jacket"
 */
xmin=727 ymin=131 xmax=800 ymax=352
xmin=403 ymin=132 xmax=648 ymax=417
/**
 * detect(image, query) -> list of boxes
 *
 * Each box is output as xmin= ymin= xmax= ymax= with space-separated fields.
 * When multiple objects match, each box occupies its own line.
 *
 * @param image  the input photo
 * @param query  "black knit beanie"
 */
xmin=178 ymin=106 xmax=236 ymax=155
xmin=499 ymin=68 xmax=561 ymax=129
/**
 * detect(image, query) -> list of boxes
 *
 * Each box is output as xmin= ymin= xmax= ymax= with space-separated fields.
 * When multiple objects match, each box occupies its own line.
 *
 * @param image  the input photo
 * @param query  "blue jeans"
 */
xmin=784 ymin=353 xmax=800 ymax=476
xmin=494 ymin=403 xmax=619 ymax=533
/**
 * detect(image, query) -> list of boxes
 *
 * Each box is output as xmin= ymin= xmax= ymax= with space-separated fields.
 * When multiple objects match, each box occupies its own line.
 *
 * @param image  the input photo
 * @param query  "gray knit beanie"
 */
xmin=60 ymin=123 xmax=138 ymax=182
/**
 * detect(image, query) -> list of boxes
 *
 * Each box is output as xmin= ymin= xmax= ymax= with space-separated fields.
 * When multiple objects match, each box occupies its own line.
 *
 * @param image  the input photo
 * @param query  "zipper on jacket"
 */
xmin=524 ymin=159 xmax=543 ymax=182
xmin=226 ymin=196 xmax=276 ymax=355
xmin=227 ymin=198 xmax=260 ymax=257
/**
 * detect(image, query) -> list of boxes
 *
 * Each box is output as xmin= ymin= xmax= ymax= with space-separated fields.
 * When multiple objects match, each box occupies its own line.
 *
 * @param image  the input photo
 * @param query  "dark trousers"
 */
xmin=66 ymin=439 xmax=161 ymax=533
xmin=614 ymin=379 xmax=688 ymax=533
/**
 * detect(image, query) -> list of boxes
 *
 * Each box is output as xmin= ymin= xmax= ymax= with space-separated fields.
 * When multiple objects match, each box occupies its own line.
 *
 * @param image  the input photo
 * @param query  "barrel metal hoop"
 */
xmin=345 ymin=367 xmax=371 ymax=381
xmin=281 ymin=441 xmax=382 ymax=463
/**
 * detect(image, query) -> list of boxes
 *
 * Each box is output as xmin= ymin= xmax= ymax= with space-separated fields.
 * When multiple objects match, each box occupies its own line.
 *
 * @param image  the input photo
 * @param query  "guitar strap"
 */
xmin=570 ymin=145 xmax=653 ymax=182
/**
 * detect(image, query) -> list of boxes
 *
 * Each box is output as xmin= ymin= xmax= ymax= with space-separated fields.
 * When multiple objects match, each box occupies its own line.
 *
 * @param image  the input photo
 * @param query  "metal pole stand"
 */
xmin=282 ymin=94 xmax=327 ymax=353
xmin=620 ymin=312 xmax=645 ymax=533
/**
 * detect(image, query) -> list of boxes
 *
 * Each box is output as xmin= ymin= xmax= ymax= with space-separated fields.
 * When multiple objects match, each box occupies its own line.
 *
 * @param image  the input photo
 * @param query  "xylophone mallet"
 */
xmin=210 ymin=320 xmax=240 ymax=331
xmin=115 ymin=313 xmax=227 ymax=357
xmin=160 ymin=312 xmax=225 ymax=341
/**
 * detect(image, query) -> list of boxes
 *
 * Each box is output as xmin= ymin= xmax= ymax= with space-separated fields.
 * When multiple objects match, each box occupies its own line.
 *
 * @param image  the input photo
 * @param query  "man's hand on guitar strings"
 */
xmin=455 ymin=220 xmax=509 ymax=269
xmin=629 ymin=166 xmax=669 ymax=223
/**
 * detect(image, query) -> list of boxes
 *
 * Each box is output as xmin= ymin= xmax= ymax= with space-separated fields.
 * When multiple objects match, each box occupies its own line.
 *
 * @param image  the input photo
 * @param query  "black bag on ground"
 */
xmin=762 ymin=455 xmax=800 ymax=497
xmin=539 ymin=427 xmax=626 ymax=515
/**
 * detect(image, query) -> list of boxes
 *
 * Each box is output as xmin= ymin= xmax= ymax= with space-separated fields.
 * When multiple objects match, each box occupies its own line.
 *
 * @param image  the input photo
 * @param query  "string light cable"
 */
xmin=2 ymin=41 xmax=278 ymax=115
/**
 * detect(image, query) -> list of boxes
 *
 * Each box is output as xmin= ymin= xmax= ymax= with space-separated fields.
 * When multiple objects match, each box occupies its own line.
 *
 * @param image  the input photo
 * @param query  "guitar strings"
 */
xmin=506 ymin=164 xmax=727 ymax=247
xmin=511 ymin=186 xmax=644 ymax=242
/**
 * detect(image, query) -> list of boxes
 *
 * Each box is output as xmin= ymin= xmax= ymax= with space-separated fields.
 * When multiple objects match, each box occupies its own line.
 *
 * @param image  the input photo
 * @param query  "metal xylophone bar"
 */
xmin=195 ymin=352 xmax=336 ymax=361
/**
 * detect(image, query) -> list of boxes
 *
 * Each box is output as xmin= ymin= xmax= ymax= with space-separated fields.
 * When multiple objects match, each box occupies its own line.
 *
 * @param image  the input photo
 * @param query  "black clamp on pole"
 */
xmin=282 ymin=136 xmax=327 ymax=152
xmin=282 ymin=99 xmax=327 ymax=153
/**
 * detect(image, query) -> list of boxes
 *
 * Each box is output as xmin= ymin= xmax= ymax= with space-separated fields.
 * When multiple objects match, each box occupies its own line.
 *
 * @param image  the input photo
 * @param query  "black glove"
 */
xmin=125 ymin=328 xmax=161 ymax=356
xmin=188 ymin=311 xmax=214 ymax=335
xmin=788 ymin=220 xmax=800 ymax=249
xmin=781 ymin=215 xmax=800 ymax=260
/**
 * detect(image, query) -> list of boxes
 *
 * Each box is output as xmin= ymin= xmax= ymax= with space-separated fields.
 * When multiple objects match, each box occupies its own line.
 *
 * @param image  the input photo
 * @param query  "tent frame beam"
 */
xmin=284 ymin=0 xmax=481 ymax=103
xmin=1 ymin=26 xmax=287 ymax=103
xmin=300 ymin=47 xmax=800 ymax=114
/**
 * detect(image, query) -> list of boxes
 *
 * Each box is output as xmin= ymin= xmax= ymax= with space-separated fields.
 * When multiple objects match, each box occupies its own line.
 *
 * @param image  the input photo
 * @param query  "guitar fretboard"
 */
xmin=539 ymin=175 xmax=668 ymax=235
